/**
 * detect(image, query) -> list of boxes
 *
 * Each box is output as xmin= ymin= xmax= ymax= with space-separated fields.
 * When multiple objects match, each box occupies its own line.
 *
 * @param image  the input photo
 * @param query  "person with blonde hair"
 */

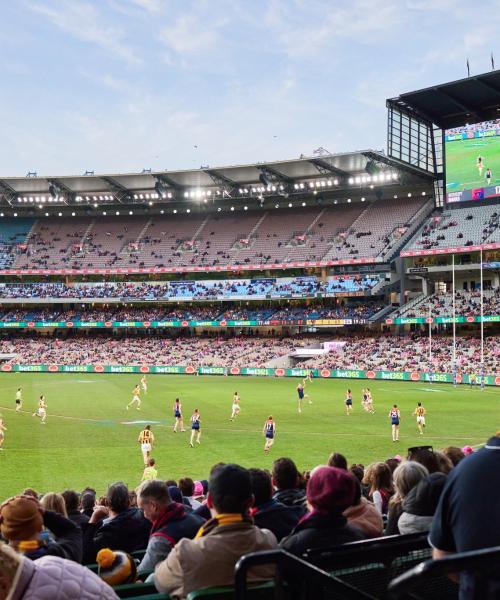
xmin=386 ymin=461 xmax=429 ymax=535
xmin=40 ymin=493 xmax=68 ymax=518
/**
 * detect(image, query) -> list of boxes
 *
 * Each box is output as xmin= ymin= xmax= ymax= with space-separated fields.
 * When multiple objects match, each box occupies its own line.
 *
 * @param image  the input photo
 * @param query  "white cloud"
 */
xmin=159 ymin=14 xmax=225 ymax=55
xmin=28 ymin=0 xmax=142 ymax=66
xmin=128 ymin=0 xmax=162 ymax=12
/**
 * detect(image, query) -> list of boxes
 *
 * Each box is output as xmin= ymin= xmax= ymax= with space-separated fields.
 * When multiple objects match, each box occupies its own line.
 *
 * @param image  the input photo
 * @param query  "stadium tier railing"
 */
xmin=234 ymin=548 xmax=376 ymax=600
xmin=0 ymin=316 xmax=371 ymax=328
xmin=388 ymin=545 xmax=500 ymax=599
xmin=302 ymin=533 xmax=458 ymax=598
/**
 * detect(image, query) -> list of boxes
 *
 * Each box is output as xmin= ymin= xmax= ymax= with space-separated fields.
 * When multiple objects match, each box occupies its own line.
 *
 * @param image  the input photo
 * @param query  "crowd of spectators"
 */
xmin=1 ymin=438 xmax=499 ymax=599
xmin=394 ymin=288 xmax=500 ymax=319
xmin=0 ymin=334 xmax=319 ymax=368
xmin=296 ymin=333 xmax=500 ymax=375
xmin=1 ymin=331 xmax=498 ymax=374
xmin=0 ymin=274 xmax=381 ymax=301
xmin=0 ymin=301 xmax=383 ymax=323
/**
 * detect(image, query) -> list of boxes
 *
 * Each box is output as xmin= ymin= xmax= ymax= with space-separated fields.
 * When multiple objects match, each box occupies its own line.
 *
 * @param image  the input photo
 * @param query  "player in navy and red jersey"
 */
xmin=345 ymin=389 xmax=353 ymax=415
xmin=173 ymin=398 xmax=185 ymax=433
xmin=263 ymin=416 xmax=276 ymax=453
xmin=189 ymin=409 xmax=201 ymax=447
xmin=389 ymin=405 xmax=401 ymax=442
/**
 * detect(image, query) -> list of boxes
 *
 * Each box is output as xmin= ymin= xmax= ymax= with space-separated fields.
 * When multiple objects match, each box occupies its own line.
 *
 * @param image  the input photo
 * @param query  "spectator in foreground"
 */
xmin=441 ymin=446 xmax=465 ymax=467
xmin=83 ymin=482 xmax=151 ymax=564
xmin=62 ymin=490 xmax=89 ymax=529
xmin=0 ymin=495 xmax=82 ymax=563
xmin=280 ymin=466 xmax=365 ymax=556
xmin=386 ymin=462 xmax=429 ymax=536
xmin=343 ymin=478 xmax=383 ymax=538
xmin=40 ymin=493 xmax=68 ymax=517
xmin=178 ymin=478 xmax=202 ymax=510
xmin=136 ymin=480 xmax=205 ymax=575
xmin=408 ymin=447 xmax=440 ymax=474
xmin=248 ymin=468 xmax=301 ymax=541
xmin=327 ymin=452 xmax=348 ymax=470
xmin=398 ymin=472 xmax=447 ymax=534
xmin=80 ymin=489 xmax=96 ymax=519
xmin=430 ymin=433 xmax=500 ymax=599
xmin=362 ymin=462 xmax=394 ymax=515
xmin=154 ymin=464 xmax=277 ymax=598
xmin=272 ymin=458 xmax=307 ymax=514
xmin=0 ymin=542 xmax=119 ymax=600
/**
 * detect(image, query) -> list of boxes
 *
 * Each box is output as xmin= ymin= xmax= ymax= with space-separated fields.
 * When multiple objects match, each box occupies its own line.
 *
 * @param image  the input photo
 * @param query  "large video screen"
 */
xmin=445 ymin=118 xmax=500 ymax=203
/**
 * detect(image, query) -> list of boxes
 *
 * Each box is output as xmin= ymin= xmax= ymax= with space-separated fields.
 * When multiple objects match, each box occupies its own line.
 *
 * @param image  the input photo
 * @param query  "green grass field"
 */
xmin=446 ymin=136 xmax=500 ymax=192
xmin=1 ymin=374 xmax=498 ymax=500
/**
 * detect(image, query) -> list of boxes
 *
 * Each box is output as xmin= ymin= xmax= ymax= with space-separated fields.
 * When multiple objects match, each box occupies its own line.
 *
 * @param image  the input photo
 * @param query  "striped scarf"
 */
xmin=194 ymin=513 xmax=253 ymax=539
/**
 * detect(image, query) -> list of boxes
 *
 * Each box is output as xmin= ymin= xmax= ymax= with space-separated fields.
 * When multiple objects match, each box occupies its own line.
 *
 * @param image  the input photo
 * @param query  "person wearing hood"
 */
xmin=386 ymin=461 xmax=429 ymax=536
xmin=398 ymin=472 xmax=447 ymax=534
xmin=136 ymin=480 xmax=205 ymax=575
xmin=272 ymin=458 xmax=307 ymax=515
xmin=280 ymin=466 xmax=365 ymax=556
xmin=83 ymin=482 xmax=151 ymax=564
xmin=249 ymin=468 xmax=301 ymax=541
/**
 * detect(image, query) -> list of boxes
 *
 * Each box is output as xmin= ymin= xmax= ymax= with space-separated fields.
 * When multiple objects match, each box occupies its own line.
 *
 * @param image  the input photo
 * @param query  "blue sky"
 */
xmin=1 ymin=0 xmax=499 ymax=176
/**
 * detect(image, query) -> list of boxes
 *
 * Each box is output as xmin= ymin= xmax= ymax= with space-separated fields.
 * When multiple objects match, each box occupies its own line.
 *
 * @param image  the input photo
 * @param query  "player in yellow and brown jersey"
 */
xmin=32 ymin=395 xmax=47 ymax=424
xmin=138 ymin=425 xmax=155 ymax=465
xmin=413 ymin=402 xmax=426 ymax=435
xmin=0 ymin=415 xmax=6 ymax=450
xmin=126 ymin=384 xmax=141 ymax=411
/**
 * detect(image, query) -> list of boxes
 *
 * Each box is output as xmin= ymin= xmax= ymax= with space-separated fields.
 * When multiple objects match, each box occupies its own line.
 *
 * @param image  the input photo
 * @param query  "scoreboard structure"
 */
xmin=387 ymin=69 xmax=500 ymax=208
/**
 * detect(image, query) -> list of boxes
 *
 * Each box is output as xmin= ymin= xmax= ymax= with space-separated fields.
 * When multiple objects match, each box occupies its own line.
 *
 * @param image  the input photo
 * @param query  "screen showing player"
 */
xmin=445 ymin=118 xmax=500 ymax=203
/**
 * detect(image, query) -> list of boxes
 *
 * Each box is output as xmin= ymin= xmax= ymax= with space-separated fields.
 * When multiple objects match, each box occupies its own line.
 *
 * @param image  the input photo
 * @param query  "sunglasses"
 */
xmin=407 ymin=445 xmax=434 ymax=458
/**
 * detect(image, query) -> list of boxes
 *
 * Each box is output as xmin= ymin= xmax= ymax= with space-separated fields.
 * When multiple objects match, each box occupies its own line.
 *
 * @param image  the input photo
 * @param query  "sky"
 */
xmin=1 ymin=0 xmax=499 ymax=177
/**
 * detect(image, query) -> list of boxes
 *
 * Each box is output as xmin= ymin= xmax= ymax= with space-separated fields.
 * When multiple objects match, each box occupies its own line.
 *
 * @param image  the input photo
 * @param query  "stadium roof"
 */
xmin=0 ymin=150 xmax=432 ymax=207
xmin=388 ymin=69 xmax=500 ymax=130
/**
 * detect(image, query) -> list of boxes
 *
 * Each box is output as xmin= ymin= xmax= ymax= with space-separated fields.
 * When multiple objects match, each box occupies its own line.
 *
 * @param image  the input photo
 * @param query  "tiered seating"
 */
xmin=323 ymin=197 xmax=426 ymax=261
xmin=0 ymin=217 xmax=35 ymax=268
xmin=407 ymin=203 xmax=500 ymax=251
xmin=393 ymin=288 xmax=500 ymax=318
xmin=0 ymin=274 xmax=383 ymax=300
xmin=7 ymin=198 xmax=429 ymax=271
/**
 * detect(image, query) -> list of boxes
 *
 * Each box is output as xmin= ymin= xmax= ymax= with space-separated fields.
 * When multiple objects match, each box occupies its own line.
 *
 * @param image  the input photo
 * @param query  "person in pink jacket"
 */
xmin=0 ymin=542 xmax=119 ymax=600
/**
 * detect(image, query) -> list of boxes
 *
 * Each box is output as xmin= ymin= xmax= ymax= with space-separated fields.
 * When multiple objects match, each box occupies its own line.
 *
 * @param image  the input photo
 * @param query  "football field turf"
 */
xmin=0 ymin=374 xmax=498 ymax=499
xmin=446 ymin=136 xmax=500 ymax=192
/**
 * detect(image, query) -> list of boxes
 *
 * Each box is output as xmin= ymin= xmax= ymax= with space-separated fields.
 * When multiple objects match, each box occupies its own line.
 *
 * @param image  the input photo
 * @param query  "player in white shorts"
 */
xmin=32 ymin=396 xmax=47 ymax=424
xmin=413 ymin=402 xmax=426 ymax=435
xmin=138 ymin=425 xmax=154 ymax=465
xmin=15 ymin=388 xmax=22 ymax=412
xmin=366 ymin=388 xmax=375 ymax=414
xmin=0 ymin=415 xmax=6 ymax=450
xmin=141 ymin=375 xmax=148 ymax=394
xmin=127 ymin=385 xmax=141 ymax=410
xmin=230 ymin=392 xmax=241 ymax=421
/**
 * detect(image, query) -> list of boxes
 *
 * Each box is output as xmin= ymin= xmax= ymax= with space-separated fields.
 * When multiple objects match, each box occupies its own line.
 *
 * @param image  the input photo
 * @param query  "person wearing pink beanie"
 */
xmin=280 ymin=466 xmax=365 ymax=556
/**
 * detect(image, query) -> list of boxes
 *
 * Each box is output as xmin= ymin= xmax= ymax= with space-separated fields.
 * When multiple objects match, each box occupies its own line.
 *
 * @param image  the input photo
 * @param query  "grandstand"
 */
xmin=0 ymin=197 xmax=432 ymax=272
xmin=3 ymin=37 xmax=500 ymax=600
xmin=404 ymin=203 xmax=500 ymax=253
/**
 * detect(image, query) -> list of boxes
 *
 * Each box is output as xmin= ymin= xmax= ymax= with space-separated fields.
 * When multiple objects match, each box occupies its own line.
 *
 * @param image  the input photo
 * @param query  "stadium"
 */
xmin=1 ymin=10 xmax=500 ymax=599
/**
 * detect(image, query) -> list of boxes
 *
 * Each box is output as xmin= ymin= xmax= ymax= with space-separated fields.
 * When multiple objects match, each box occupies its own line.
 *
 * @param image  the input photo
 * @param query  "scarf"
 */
xmin=194 ymin=513 xmax=253 ymax=539
xmin=151 ymin=502 xmax=186 ymax=534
